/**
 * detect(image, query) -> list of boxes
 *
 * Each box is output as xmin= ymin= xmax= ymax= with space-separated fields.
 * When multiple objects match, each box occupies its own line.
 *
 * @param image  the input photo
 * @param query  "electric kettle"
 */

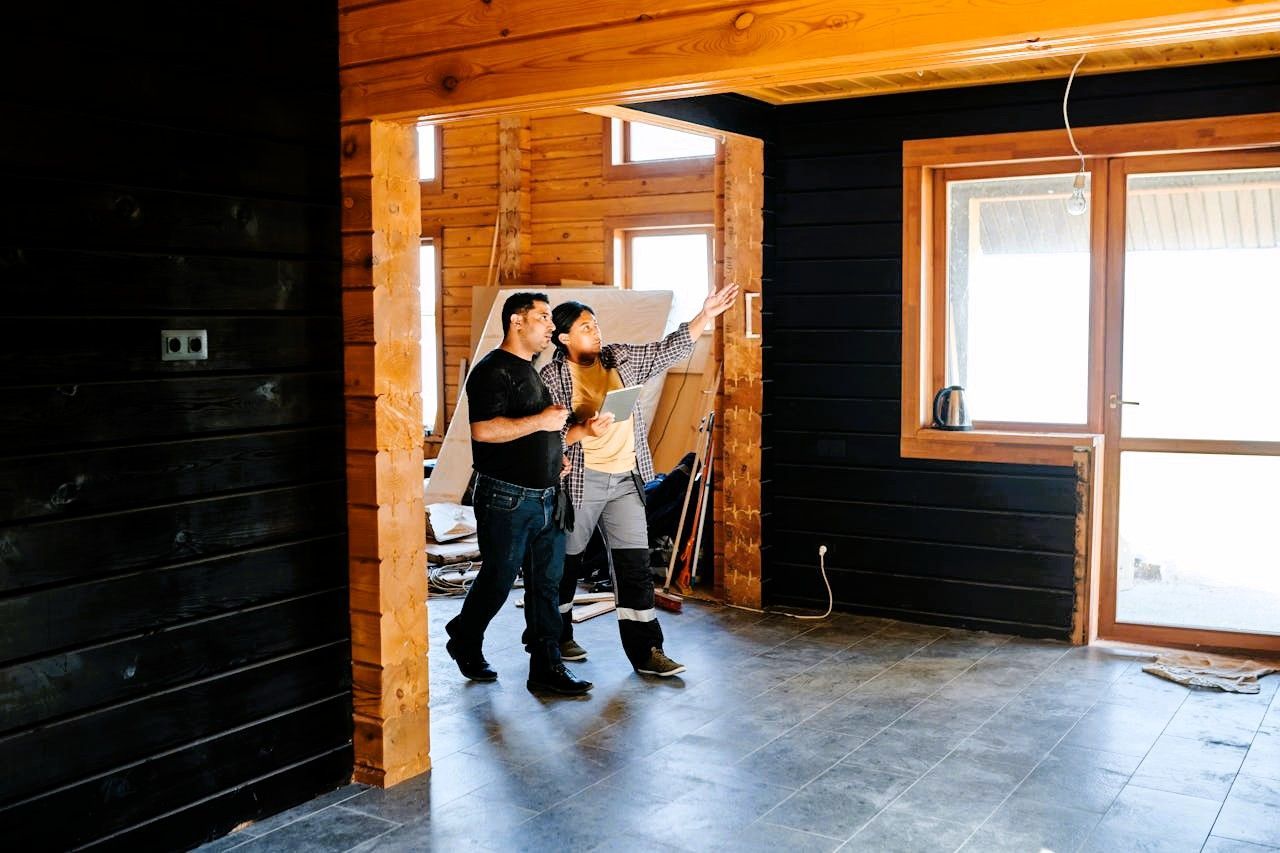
xmin=932 ymin=385 xmax=973 ymax=431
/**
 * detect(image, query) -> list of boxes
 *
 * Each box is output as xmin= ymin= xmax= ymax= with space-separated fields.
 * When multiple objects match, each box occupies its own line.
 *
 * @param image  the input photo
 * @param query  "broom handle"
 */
xmin=663 ymin=413 xmax=710 ymax=592
xmin=677 ymin=437 xmax=712 ymax=590
xmin=674 ymin=411 xmax=714 ymax=589
xmin=688 ymin=449 xmax=713 ymax=585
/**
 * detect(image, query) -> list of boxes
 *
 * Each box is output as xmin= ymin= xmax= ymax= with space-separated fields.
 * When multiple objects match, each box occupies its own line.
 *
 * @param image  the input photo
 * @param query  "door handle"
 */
xmin=1108 ymin=394 xmax=1140 ymax=409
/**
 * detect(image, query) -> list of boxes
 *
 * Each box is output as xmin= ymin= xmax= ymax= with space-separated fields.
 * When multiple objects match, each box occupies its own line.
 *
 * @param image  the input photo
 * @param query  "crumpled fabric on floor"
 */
xmin=1142 ymin=652 xmax=1277 ymax=693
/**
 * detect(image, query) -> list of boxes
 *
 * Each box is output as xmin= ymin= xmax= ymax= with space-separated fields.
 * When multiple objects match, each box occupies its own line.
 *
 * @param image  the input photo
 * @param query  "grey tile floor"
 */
xmin=200 ymin=592 xmax=1280 ymax=852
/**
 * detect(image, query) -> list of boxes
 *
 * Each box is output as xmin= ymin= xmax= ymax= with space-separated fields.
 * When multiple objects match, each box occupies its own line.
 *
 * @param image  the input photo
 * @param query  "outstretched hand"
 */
xmin=702 ymin=282 xmax=739 ymax=319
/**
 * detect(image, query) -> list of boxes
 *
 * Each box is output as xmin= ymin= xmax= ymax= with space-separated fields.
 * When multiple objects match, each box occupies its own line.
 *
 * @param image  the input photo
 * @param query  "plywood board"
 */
xmin=425 ymin=287 xmax=673 ymax=503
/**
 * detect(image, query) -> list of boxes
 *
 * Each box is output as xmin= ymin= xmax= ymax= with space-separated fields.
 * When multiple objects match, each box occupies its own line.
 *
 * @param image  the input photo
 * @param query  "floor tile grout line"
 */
xmin=755 ymin=631 xmax=1027 ymax=839
xmin=757 ymin=818 xmax=849 ymax=844
xmin=728 ymin=624 xmax=951 ymax=769
xmin=229 ymin=788 xmax=381 ymax=845
xmin=633 ymin=617 xmax=910 ymax=756
xmin=482 ymin=614 xmax=1167 ymax=847
xmin=1203 ymin=750 xmax=1251 ymax=849
xmin=760 ymin=623 xmax=977 ymax=730
xmin=338 ymin=820 xmax=406 ymax=853
xmin=489 ymin=618 xmax=873 ymax=827
xmin=954 ymin=656 xmax=1194 ymax=853
xmin=837 ymin=642 xmax=1080 ymax=849
xmin=518 ymin=618 xmax=921 ymax=831
xmin=724 ymin=620 xmax=910 ymax=764
xmin=949 ymin=661 xmax=1139 ymax=852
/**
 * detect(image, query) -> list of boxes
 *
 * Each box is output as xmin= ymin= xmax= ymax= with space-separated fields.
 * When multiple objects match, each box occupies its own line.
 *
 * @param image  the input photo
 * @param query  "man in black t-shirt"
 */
xmin=443 ymin=292 xmax=592 ymax=695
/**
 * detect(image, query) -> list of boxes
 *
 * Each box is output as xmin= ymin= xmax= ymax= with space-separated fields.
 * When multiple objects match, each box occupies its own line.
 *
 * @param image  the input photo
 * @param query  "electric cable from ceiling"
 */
xmin=1063 ymin=53 xmax=1091 ymax=216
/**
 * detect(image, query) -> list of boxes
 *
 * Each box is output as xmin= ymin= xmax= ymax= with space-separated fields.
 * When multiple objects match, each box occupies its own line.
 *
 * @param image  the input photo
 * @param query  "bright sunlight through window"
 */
xmin=945 ymin=173 xmax=1092 ymax=425
xmin=612 ymin=118 xmax=715 ymax=163
xmin=419 ymin=241 xmax=439 ymax=433
xmin=627 ymin=231 xmax=713 ymax=328
xmin=416 ymin=124 xmax=437 ymax=182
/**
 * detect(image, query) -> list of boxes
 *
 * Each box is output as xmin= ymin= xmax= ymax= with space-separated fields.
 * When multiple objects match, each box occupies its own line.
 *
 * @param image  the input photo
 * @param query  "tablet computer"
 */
xmin=599 ymin=384 xmax=643 ymax=422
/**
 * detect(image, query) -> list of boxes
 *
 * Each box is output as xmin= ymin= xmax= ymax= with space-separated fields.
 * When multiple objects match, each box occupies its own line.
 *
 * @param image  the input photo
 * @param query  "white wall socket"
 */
xmin=161 ymin=329 xmax=208 ymax=361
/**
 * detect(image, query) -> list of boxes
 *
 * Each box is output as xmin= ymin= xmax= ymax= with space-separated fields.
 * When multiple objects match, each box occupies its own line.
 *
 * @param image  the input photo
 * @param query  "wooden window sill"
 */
xmin=901 ymin=428 xmax=1101 ymax=467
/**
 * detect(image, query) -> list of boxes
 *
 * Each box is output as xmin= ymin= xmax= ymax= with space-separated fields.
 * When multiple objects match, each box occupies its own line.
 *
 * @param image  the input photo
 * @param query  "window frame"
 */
xmin=604 ymin=213 xmax=715 ymax=331
xmin=928 ymin=159 xmax=1107 ymax=435
xmin=419 ymin=229 xmax=444 ymax=440
xmin=603 ymin=116 xmax=717 ymax=180
xmin=901 ymin=111 xmax=1280 ymax=467
xmin=416 ymin=122 xmax=443 ymax=194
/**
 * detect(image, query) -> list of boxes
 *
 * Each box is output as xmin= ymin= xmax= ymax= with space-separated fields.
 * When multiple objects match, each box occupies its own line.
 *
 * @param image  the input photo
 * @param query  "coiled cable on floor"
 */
xmin=428 ymin=561 xmax=481 ymax=596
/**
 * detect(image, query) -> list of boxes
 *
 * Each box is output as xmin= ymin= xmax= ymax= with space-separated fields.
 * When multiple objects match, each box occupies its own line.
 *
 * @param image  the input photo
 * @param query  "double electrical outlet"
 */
xmin=161 ymin=329 xmax=208 ymax=361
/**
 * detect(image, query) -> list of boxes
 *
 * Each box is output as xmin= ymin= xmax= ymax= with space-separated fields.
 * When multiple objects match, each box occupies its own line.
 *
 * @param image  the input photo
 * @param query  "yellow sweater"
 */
xmin=568 ymin=359 xmax=636 ymax=474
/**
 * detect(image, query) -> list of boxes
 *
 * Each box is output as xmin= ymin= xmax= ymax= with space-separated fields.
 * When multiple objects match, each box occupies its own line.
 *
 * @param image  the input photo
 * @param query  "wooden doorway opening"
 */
xmin=340 ymin=108 xmax=763 ymax=786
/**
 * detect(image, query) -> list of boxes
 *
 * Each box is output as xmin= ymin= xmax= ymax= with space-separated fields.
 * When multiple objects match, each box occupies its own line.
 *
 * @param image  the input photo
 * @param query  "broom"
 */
xmin=656 ymin=411 xmax=715 ymax=612
xmin=679 ymin=434 xmax=714 ymax=592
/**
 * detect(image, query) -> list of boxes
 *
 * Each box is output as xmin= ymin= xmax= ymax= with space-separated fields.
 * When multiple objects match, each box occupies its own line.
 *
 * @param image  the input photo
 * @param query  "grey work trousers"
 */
xmin=562 ymin=468 xmax=662 ymax=665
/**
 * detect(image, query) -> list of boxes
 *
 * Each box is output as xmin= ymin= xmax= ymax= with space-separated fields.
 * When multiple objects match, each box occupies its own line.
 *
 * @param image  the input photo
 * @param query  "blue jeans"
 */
xmin=446 ymin=474 xmax=565 ymax=667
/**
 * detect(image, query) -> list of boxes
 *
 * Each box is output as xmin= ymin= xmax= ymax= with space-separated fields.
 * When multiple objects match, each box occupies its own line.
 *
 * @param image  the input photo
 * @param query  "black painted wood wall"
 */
xmin=647 ymin=58 xmax=1280 ymax=639
xmin=0 ymin=5 xmax=351 ymax=849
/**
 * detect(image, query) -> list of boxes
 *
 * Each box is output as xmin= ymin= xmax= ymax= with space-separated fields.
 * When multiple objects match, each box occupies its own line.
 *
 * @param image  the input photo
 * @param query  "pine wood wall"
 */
xmin=424 ymin=110 xmax=716 ymax=439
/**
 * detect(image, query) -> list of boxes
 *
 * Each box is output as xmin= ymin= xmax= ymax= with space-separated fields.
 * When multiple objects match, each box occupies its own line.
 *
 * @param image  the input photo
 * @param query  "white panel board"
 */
xmin=426 ymin=288 xmax=674 ymax=504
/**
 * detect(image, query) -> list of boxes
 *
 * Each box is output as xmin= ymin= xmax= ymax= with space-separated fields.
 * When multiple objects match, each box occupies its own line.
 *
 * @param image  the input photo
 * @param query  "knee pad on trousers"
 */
xmin=610 ymin=548 xmax=654 ymax=608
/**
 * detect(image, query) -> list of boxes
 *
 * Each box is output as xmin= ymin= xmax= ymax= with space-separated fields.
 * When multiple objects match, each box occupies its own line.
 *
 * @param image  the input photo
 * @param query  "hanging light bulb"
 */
xmin=1062 ymin=53 xmax=1089 ymax=217
xmin=1066 ymin=171 xmax=1088 ymax=216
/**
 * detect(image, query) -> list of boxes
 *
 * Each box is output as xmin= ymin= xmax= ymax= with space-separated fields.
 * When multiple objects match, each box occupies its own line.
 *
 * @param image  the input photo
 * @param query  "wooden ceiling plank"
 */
xmin=340 ymin=0 xmax=745 ymax=68
xmin=340 ymin=0 xmax=1280 ymax=120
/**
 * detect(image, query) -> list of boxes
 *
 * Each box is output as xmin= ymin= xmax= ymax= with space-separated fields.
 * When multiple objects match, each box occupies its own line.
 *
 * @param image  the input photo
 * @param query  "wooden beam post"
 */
xmin=496 ymin=115 xmax=533 ymax=283
xmin=718 ymin=135 xmax=765 ymax=608
xmin=342 ymin=119 xmax=430 ymax=787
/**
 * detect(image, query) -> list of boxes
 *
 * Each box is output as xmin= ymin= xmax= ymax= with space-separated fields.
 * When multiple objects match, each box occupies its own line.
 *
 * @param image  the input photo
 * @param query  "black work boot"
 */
xmin=527 ymin=662 xmax=593 ymax=695
xmin=444 ymin=619 xmax=497 ymax=681
xmin=610 ymin=548 xmax=665 ymax=668
xmin=527 ymin=641 xmax=592 ymax=695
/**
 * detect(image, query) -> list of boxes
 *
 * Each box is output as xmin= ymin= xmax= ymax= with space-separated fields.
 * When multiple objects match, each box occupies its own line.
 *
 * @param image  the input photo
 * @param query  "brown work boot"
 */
xmin=559 ymin=639 xmax=588 ymax=662
xmin=636 ymin=647 xmax=686 ymax=677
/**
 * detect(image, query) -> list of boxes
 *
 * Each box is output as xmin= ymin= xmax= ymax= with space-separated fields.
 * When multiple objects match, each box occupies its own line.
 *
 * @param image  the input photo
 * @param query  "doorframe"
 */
xmin=340 ymin=110 xmax=763 ymax=787
xmin=1097 ymin=148 xmax=1280 ymax=655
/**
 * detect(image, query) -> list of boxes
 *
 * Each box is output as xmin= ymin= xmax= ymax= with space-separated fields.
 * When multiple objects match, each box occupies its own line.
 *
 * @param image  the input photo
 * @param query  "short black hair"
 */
xmin=551 ymin=301 xmax=594 ymax=355
xmin=500 ymin=291 xmax=550 ymax=336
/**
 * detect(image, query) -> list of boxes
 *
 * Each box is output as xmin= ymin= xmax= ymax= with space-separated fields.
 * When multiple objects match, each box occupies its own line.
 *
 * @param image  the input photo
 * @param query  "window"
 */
xmin=901 ymin=113 xmax=1280 ymax=467
xmin=416 ymin=123 xmax=441 ymax=189
xmin=610 ymin=117 xmax=715 ymax=164
xmin=940 ymin=168 xmax=1094 ymax=427
xmin=419 ymin=238 xmax=442 ymax=435
xmin=613 ymin=225 xmax=714 ymax=330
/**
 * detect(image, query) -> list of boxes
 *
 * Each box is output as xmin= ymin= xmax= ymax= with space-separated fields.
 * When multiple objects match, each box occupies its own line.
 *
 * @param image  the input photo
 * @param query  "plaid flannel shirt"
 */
xmin=540 ymin=323 xmax=695 ymax=509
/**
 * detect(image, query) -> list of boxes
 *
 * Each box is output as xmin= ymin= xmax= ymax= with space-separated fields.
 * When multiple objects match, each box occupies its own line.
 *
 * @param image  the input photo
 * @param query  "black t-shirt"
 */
xmin=466 ymin=348 xmax=561 ymax=489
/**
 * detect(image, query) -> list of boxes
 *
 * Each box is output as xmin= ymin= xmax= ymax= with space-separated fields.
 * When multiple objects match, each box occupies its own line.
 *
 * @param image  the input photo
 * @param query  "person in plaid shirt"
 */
xmin=540 ymin=283 xmax=738 ymax=676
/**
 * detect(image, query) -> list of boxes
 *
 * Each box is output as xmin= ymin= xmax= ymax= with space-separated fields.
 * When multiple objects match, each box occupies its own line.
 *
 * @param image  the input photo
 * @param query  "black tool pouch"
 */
xmin=553 ymin=484 xmax=575 ymax=532
xmin=630 ymin=470 xmax=647 ymax=506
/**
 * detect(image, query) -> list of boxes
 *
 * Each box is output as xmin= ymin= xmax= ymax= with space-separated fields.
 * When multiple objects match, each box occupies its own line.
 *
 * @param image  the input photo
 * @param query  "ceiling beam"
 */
xmin=340 ymin=0 xmax=1280 ymax=121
